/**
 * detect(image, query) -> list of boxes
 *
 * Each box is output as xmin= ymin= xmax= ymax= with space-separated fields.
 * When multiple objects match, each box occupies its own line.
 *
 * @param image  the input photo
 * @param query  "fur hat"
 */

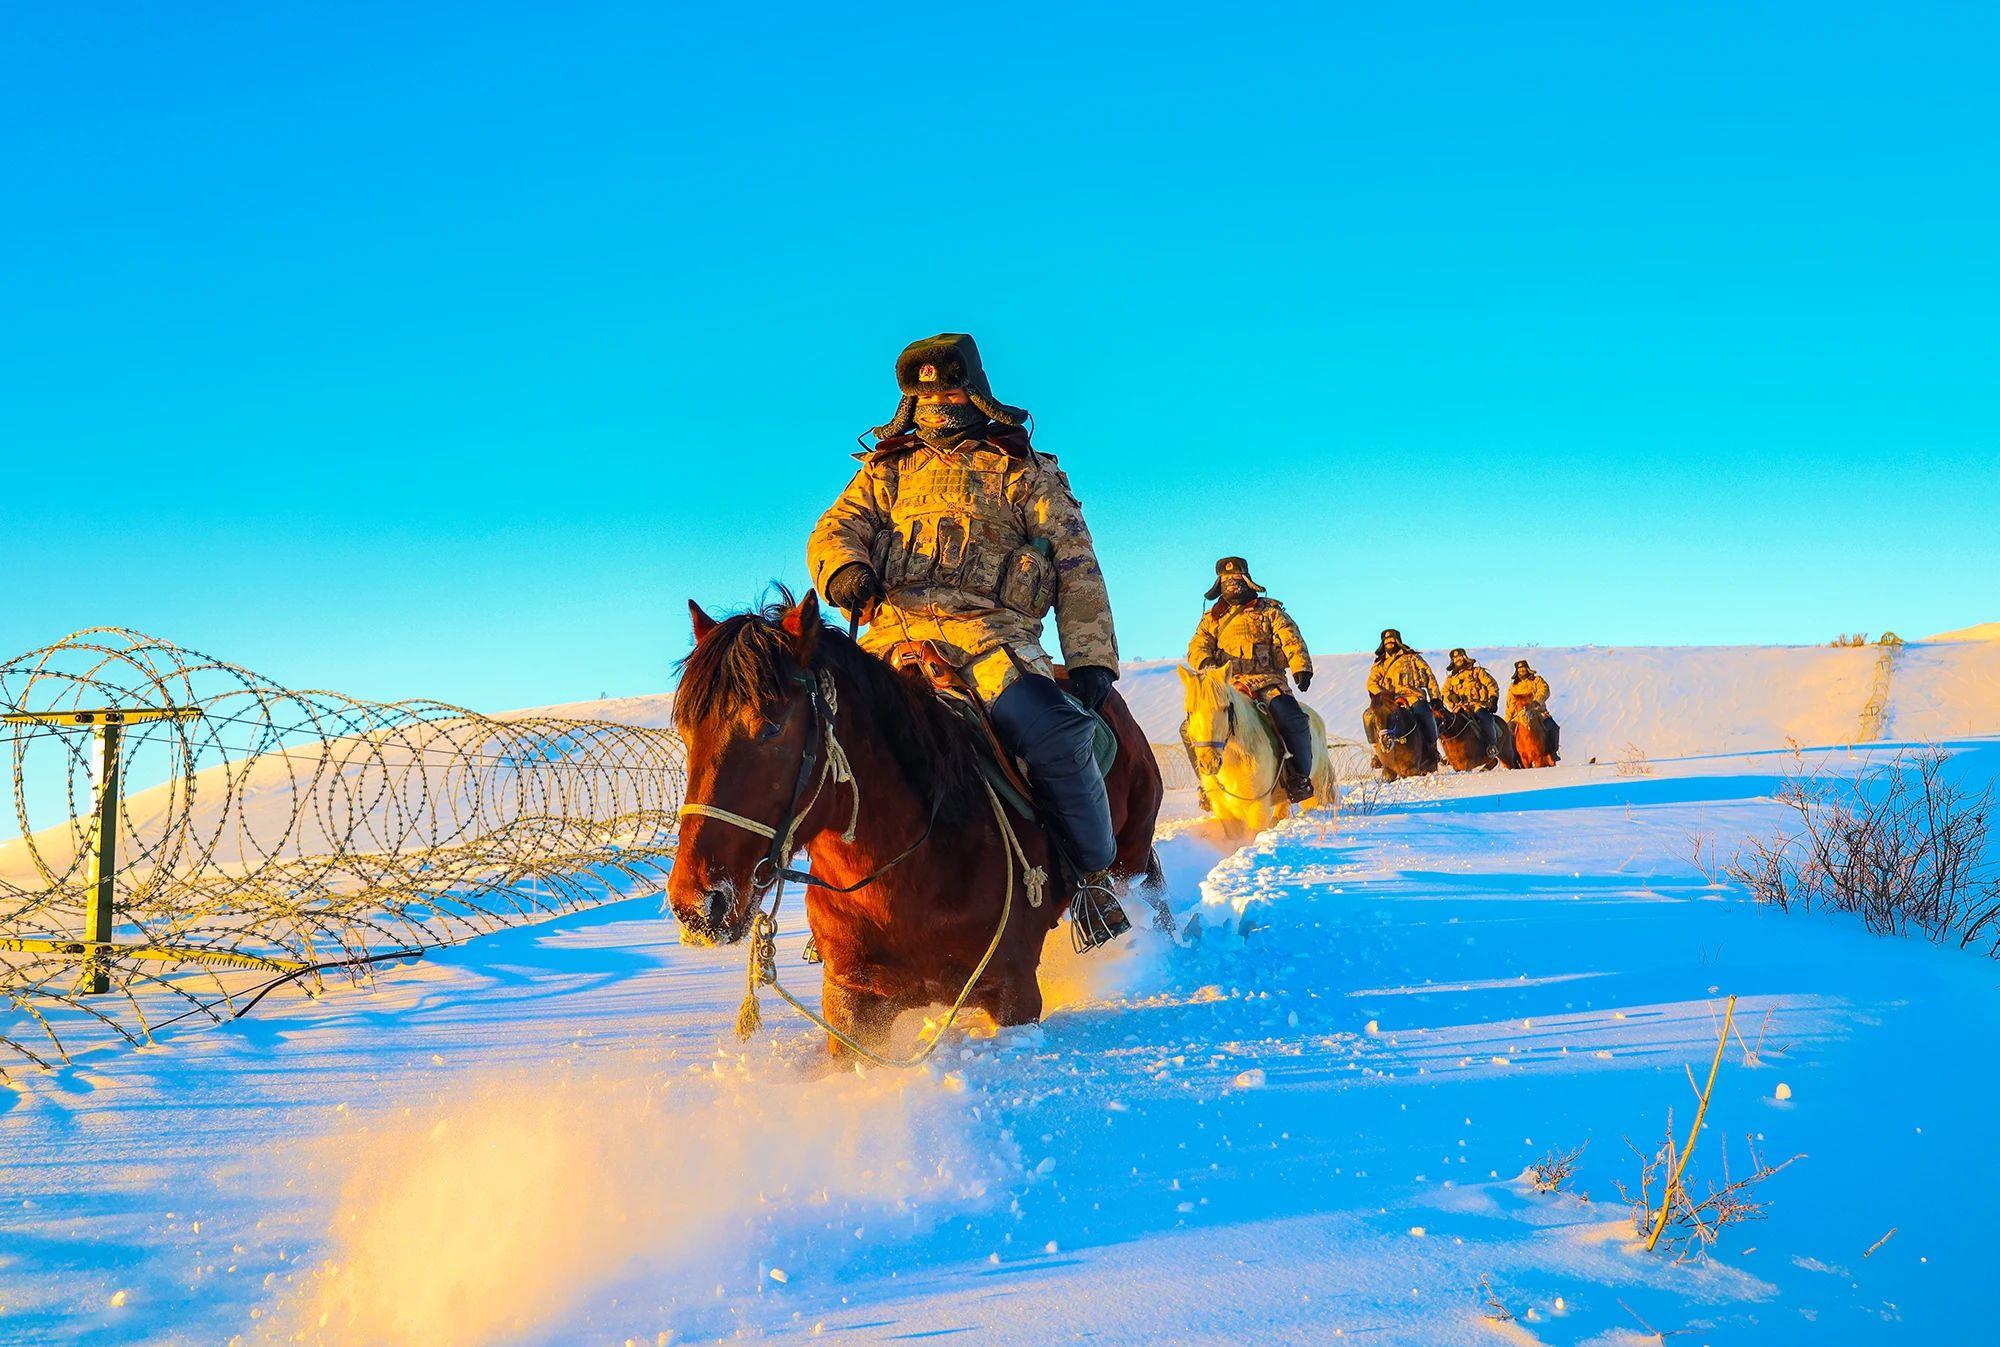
xmin=870 ymin=333 xmax=1030 ymax=441
xmin=1514 ymin=659 xmax=1533 ymax=675
xmin=1204 ymin=556 xmax=1266 ymax=602
xmin=1374 ymin=628 xmax=1407 ymax=661
xmin=1449 ymin=647 xmax=1469 ymax=667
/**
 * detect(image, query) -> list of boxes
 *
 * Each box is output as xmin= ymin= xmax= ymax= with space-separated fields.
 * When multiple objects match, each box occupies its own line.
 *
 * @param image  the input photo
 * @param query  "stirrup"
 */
xmin=1070 ymin=871 xmax=1131 ymax=953
xmin=1281 ymin=766 xmax=1314 ymax=803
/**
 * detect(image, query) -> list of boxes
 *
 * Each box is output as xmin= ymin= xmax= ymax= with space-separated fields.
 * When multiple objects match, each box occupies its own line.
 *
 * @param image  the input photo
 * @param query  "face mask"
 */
xmin=913 ymin=400 xmax=985 ymax=442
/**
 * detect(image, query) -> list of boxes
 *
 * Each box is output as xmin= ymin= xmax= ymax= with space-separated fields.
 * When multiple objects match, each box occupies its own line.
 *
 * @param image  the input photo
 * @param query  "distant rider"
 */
xmin=1441 ymin=648 xmax=1499 ymax=715
xmin=807 ymin=333 xmax=1130 ymax=947
xmin=1364 ymin=628 xmax=1441 ymax=764
xmin=1507 ymin=659 xmax=1559 ymax=759
xmin=1185 ymin=557 xmax=1317 ymax=805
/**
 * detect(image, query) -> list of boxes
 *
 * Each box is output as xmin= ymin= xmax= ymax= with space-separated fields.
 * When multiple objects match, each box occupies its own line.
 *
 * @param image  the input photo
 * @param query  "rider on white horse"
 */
xmin=1185 ymin=557 xmax=1318 ymax=806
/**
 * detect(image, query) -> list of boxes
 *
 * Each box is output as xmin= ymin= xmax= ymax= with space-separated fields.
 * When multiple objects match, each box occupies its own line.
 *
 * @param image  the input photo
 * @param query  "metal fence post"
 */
xmin=84 ymin=716 xmax=123 ymax=994
xmin=1 ymin=706 xmax=198 ymax=994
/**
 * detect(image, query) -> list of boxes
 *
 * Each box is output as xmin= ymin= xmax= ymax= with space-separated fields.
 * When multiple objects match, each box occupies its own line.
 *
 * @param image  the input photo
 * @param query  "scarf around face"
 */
xmin=914 ymin=400 xmax=988 ymax=447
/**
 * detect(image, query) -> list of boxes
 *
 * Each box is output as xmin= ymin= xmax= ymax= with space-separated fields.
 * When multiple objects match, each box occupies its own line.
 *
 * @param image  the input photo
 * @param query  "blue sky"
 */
xmin=4 ymin=3 xmax=1995 ymax=710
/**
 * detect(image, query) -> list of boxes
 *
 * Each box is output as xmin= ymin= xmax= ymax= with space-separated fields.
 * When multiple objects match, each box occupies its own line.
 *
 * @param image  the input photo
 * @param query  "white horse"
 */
xmin=1176 ymin=665 xmax=1336 ymax=835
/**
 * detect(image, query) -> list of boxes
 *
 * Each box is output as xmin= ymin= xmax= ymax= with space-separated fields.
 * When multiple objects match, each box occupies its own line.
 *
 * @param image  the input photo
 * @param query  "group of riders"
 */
xmin=1185 ymin=568 xmax=1560 ymax=811
xmin=802 ymin=332 xmax=1559 ymax=949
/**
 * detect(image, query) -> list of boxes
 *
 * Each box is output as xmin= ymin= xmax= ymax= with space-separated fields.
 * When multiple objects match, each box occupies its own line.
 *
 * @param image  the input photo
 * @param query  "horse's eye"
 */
xmin=754 ymin=720 xmax=783 ymax=742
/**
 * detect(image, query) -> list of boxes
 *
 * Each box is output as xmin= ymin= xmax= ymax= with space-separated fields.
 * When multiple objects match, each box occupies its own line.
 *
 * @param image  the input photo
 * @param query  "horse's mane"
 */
xmin=675 ymin=593 xmax=986 ymax=826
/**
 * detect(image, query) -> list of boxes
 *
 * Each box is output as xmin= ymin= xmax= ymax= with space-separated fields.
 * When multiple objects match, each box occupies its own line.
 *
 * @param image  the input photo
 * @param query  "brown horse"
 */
xmin=1436 ymin=705 xmax=1517 ymax=771
xmin=1367 ymin=689 xmax=1438 ymax=781
xmin=1512 ymin=705 xmax=1561 ymax=768
xmin=667 ymin=591 xmax=1163 ymax=1059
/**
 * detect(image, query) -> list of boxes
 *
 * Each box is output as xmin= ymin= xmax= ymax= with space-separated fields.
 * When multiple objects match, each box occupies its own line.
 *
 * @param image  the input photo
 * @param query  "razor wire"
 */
xmin=0 ymin=628 xmax=685 ymax=1075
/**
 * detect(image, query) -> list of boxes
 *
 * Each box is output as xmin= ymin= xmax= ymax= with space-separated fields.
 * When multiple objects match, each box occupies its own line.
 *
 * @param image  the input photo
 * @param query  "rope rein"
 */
xmin=746 ymin=777 xmax=1025 ymax=1068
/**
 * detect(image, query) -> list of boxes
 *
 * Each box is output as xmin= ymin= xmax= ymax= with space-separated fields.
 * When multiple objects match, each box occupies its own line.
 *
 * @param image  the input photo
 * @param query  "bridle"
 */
xmin=677 ymin=666 xmax=934 ymax=898
xmin=1376 ymin=703 xmax=1419 ymax=749
xmin=1180 ymin=686 xmax=1282 ymax=801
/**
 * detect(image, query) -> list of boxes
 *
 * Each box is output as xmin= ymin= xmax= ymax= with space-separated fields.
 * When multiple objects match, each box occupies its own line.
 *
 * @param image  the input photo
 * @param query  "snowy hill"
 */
xmin=1925 ymin=619 xmax=2000 ymax=643
xmin=1119 ymin=639 xmax=2000 ymax=758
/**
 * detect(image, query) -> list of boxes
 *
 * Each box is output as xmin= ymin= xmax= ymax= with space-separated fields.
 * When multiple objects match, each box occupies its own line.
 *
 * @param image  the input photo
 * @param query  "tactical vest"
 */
xmin=1222 ymin=624 xmax=1281 ymax=676
xmin=868 ymin=448 xmax=1056 ymax=620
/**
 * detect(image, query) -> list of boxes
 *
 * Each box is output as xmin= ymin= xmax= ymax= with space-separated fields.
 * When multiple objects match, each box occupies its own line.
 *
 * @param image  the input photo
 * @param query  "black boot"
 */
xmin=990 ymin=674 xmax=1128 ymax=948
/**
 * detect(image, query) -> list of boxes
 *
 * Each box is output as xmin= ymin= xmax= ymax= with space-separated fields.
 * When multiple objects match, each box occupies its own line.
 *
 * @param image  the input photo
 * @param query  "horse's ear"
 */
xmin=1176 ymin=664 xmax=1194 ymax=689
xmin=689 ymin=600 xmax=718 ymax=644
xmin=781 ymin=591 xmax=821 ymax=662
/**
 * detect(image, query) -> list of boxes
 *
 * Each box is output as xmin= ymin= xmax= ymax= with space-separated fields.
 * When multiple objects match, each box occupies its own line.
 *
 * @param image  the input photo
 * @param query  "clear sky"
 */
xmin=5 ymin=3 xmax=1995 ymax=711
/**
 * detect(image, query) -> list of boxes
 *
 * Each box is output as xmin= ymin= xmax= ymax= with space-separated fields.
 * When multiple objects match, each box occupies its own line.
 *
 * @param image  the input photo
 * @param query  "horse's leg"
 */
xmin=819 ymin=976 xmax=909 ymax=1063
xmin=976 ymin=961 xmax=1045 ymax=1028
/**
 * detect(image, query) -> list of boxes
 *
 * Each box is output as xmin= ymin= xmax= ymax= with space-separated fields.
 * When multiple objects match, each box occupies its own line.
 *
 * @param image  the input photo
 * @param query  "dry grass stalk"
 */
xmin=1685 ymin=829 xmax=1722 ymax=886
xmin=1476 ymin=1274 xmax=1514 ymax=1323
xmin=1646 ymin=994 xmax=1735 ymax=1251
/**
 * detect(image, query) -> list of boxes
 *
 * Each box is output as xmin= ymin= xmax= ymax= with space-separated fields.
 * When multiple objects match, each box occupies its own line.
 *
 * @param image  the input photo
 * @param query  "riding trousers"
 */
xmin=989 ymin=672 xmax=1118 ymax=873
xmin=1262 ymin=691 xmax=1316 ymax=777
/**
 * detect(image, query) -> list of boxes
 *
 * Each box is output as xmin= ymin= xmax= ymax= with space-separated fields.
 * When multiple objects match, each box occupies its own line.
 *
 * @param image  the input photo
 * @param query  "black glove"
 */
xmin=1294 ymin=670 xmax=1313 ymax=692
xmin=822 ymin=564 xmax=883 ymax=619
xmin=1068 ymin=665 xmax=1117 ymax=712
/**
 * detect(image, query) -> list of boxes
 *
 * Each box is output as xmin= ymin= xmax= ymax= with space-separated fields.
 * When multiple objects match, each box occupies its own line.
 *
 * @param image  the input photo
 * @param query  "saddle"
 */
xmin=887 ymin=641 xmax=1117 ymax=822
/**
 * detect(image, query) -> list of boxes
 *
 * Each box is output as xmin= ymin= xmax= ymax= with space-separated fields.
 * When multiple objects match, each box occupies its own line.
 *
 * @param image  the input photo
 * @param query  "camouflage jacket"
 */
xmin=806 ymin=427 xmax=1116 ymax=700
xmin=1187 ymin=598 xmax=1311 ymax=696
xmin=1508 ymin=673 xmax=1552 ymax=719
xmin=1366 ymin=649 xmax=1440 ymax=705
xmin=1442 ymin=664 xmax=1499 ymax=713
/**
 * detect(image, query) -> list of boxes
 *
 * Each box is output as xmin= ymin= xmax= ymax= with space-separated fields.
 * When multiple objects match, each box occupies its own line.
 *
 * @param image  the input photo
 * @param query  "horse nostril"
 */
xmin=703 ymin=889 xmax=731 ymax=932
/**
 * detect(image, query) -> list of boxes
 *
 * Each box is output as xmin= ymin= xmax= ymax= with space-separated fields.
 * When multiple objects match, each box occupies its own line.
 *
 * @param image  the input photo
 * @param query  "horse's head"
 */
xmin=1369 ymin=688 xmax=1412 ymax=742
xmin=667 ymin=592 xmax=828 ymax=945
xmin=1177 ymin=664 xmax=1238 ymax=775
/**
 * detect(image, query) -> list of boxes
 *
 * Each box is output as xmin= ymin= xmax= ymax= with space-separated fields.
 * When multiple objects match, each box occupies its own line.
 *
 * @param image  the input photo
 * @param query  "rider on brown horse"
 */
xmin=1186 ymin=557 xmax=1317 ymax=805
xmin=807 ymin=333 xmax=1131 ymax=946
xmin=1441 ymin=648 xmax=1500 ymax=714
xmin=1363 ymin=628 xmax=1441 ymax=766
xmin=1508 ymin=659 xmax=1561 ymax=762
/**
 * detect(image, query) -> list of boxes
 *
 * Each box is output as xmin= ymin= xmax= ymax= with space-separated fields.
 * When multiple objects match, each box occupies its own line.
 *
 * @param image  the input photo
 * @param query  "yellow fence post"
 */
xmin=2 ymin=707 xmax=201 ymax=993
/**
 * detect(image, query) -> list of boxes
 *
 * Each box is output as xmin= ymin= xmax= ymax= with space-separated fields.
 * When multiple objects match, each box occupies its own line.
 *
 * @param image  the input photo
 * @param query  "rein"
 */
xmin=677 ymin=658 xmax=1037 ymax=1068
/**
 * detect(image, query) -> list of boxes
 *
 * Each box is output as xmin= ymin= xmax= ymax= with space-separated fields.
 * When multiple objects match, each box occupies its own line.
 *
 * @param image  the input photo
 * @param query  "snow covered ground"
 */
xmin=3 ymin=643 xmax=1999 ymax=1344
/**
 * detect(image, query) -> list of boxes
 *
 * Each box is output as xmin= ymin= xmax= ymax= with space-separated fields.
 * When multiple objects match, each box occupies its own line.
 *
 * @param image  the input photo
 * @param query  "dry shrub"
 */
xmin=1619 ymin=1123 xmax=1802 ymax=1263
xmin=1530 ymin=1141 xmax=1587 ymax=1195
xmin=1727 ymin=747 xmax=2000 ymax=955
xmin=1615 ymin=742 xmax=1653 ymax=777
